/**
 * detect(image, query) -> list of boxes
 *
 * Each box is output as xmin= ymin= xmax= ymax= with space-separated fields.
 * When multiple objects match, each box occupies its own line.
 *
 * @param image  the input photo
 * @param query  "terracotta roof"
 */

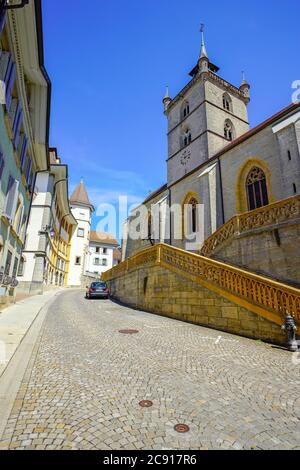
xmin=70 ymin=180 xmax=93 ymax=209
xmin=90 ymin=231 xmax=118 ymax=246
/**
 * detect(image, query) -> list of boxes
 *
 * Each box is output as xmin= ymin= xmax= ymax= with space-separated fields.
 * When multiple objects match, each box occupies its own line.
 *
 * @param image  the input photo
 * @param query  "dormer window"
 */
xmin=224 ymin=120 xmax=234 ymax=141
xmin=223 ymin=93 xmax=232 ymax=112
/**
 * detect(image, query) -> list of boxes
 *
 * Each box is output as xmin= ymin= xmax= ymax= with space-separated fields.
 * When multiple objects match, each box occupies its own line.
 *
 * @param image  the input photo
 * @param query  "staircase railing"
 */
xmin=103 ymin=243 xmax=300 ymax=326
xmin=200 ymin=194 xmax=300 ymax=257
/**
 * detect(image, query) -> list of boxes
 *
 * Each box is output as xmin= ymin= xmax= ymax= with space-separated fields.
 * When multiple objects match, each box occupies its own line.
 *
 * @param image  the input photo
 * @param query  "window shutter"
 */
xmin=3 ymin=177 xmax=19 ymax=221
xmin=5 ymin=60 xmax=16 ymax=111
xmin=17 ymin=205 xmax=24 ymax=235
xmin=12 ymin=101 xmax=23 ymax=147
xmin=25 ymin=157 xmax=32 ymax=184
xmin=20 ymin=135 xmax=28 ymax=169
xmin=0 ymin=10 xmax=6 ymax=34
xmin=0 ymin=150 xmax=4 ymax=180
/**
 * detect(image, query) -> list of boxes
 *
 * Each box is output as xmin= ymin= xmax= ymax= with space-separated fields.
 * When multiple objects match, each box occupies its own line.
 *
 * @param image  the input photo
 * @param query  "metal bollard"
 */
xmin=281 ymin=314 xmax=298 ymax=352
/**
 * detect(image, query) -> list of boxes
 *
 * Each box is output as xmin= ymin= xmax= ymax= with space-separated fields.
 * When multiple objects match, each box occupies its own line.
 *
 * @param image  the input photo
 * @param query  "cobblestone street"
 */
xmin=0 ymin=289 xmax=300 ymax=450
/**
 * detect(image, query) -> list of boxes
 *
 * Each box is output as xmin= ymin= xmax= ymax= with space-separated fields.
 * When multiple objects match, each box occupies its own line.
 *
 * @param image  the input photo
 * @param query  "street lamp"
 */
xmin=39 ymin=225 xmax=55 ymax=239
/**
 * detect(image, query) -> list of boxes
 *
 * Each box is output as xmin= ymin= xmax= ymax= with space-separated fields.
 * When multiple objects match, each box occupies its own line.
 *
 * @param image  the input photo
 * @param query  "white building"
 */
xmin=67 ymin=180 xmax=94 ymax=287
xmin=85 ymin=231 xmax=118 ymax=277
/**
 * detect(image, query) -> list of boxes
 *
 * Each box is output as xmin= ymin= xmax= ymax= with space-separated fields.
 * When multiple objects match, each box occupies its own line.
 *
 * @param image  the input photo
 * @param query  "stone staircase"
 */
xmin=103 ymin=243 xmax=300 ymax=344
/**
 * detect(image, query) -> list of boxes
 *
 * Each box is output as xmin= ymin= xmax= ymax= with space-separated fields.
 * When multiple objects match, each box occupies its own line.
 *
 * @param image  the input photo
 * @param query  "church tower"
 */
xmin=164 ymin=26 xmax=250 ymax=186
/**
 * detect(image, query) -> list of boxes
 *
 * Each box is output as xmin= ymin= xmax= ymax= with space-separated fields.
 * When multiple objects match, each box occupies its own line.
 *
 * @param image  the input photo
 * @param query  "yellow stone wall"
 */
xmin=107 ymin=265 xmax=285 ymax=346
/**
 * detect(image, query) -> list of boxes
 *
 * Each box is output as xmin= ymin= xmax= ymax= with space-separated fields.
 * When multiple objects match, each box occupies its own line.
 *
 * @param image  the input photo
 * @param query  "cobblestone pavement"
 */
xmin=0 ymin=289 xmax=300 ymax=450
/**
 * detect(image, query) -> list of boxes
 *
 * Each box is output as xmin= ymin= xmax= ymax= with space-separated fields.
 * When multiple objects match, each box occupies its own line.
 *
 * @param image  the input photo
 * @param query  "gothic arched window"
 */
xmin=223 ymin=93 xmax=232 ymax=112
xmin=181 ymin=101 xmax=190 ymax=119
xmin=183 ymin=195 xmax=199 ymax=237
xmin=190 ymin=198 xmax=198 ymax=234
xmin=224 ymin=119 xmax=234 ymax=141
xmin=246 ymin=167 xmax=269 ymax=211
xmin=183 ymin=129 xmax=192 ymax=148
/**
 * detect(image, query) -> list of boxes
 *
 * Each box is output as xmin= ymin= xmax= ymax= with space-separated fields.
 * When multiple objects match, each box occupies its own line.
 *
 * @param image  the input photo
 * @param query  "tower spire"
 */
xmin=200 ymin=23 xmax=208 ymax=59
xmin=163 ymin=84 xmax=172 ymax=112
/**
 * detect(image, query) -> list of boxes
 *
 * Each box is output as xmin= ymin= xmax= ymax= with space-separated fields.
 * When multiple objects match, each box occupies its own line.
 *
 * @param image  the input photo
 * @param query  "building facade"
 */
xmin=123 ymin=30 xmax=300 ymax=261
xmin=85 ymin=231 xmax=119 ymax=278
xmin=0 ymin=1 xmax=50 ymax=304
xmin=18 ymin=148 xmax=77 ymax=293
xmin=67 ymin=180 xmax=94 ymax=287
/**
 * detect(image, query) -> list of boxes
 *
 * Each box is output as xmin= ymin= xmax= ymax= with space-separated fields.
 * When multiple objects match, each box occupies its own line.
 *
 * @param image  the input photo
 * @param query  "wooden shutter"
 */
xmin=20 ymin=135 xmax=28 ymax=169
xmin=3 ymin=177 xmax=19 ymax=221
xmin=5 ymin=59 xmax=15 ymax=111
xmin=25 ymin=157 xmax=32 ymax=184
xmin=0 ymin=150 xmax=4 ymax=180
xmin=12 ymin=101 xmax=23 ymax=147
xmin=17 ymin=205 xmax=24 ymax=235
xmin=0 ymin=10 xmax=6 ymax=34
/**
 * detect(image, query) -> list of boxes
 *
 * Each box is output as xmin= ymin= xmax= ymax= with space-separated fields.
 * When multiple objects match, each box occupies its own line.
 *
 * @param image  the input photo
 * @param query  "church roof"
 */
xmin=70 ymin=180 xmax=94 ymax=210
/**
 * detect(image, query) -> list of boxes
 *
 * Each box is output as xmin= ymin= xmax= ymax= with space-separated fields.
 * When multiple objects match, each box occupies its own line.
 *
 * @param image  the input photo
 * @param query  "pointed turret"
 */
xmin=199 ymin=24 xmax=208 ymax=59
xmin=70 ymin=179 xmax=94 ymax=211
xmin=239 ymin=71 xmax=250 ymax=103
xmin=198 ymin=24 xmax=209 ymax=74
xmin=163 ymin=85 xmax=172 ymax=113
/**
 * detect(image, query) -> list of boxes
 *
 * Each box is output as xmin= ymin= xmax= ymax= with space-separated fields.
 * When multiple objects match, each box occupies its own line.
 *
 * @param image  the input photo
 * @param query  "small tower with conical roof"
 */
xmin=239 ymin=71 xmax=250 ymax=103
xmin=163 ymin=85 xmax=172 ymax=113
xmin=67 ymin=179 xmax=94 ymax=287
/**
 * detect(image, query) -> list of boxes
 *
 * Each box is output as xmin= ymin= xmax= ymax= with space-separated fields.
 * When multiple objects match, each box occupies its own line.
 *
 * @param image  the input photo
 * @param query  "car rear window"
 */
xmin=91 ymin=282 xmax=107 ymax=288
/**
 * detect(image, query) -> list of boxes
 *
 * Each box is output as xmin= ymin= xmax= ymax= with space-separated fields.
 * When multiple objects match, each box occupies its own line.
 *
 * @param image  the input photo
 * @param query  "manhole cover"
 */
xmin=139 ymin=400 xmax=153 ymax=408
xmin=174 ymin=424 xmax=190 ymax=434
xmin=119 ymin=329 xmax=139 ymax=335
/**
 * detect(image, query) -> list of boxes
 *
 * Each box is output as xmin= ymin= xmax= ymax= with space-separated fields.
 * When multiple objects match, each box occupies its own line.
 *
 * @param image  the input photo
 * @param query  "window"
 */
xmin=288 ymin=150 xmax=292 ymax=161
xmin=77 ymin=228 xmax=84 ymax=237
xmin=147 ymin=211 xmax=152 ymax=240
xmin=190 ymin=198 xmax=198 ymax=234
xmin=293 ymin=183 xmax=297 ymax=194
xmin=75 ymin=256 xmax=81 ymax=265
xmin=95 ymin=247 xmax=100 ymax=254
xmin=183 ymin=129 xmax=192 ymax=148
xmin=5 ymin=250 xmax=12 ymax=275
xmin=102 ymin=259 xmax=108 ymax=267
xmin=181 ymin=101 xmax=190 ymax=119
xmin=4 ymin=176 xmax=19 ymax=222
xmin=18 ymin=257 xmax=25 ymax=277
xmin=183 ymin=194 xmax=200 ymax=238
xmin=12 ymin=257 xmax=18 ymax=278
xmin=246 ymin=167 xmax=269 ymax=211
xmin=224 ymin=120 xmax=234 ymax=141
xmin=222 ymin=93 xmax=232 ymax=112
xmin=102 ymin=248 xmax=108 ymax=255
xmin=94 ymin=258 xmax=100 ymax=266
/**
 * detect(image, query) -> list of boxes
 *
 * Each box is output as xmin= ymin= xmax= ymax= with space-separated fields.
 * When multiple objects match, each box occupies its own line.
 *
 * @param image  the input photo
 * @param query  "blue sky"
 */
xmin=43 ymin=0 xmax=300 ymax=236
